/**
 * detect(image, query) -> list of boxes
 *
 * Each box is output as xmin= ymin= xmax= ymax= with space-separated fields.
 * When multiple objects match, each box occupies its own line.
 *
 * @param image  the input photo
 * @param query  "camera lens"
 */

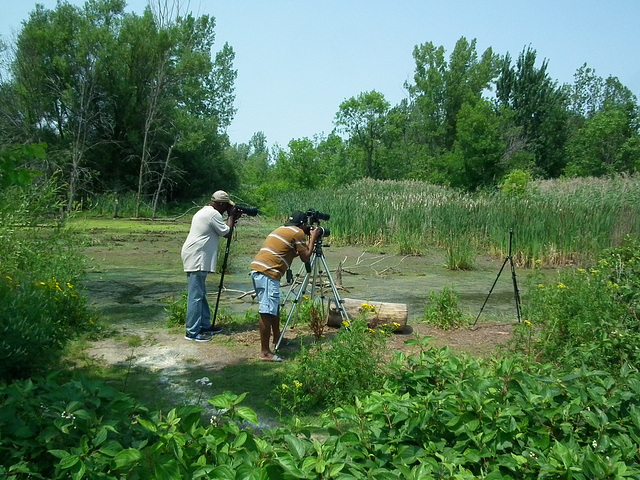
xmin=237 ymin=205 xmax=259 ymax=217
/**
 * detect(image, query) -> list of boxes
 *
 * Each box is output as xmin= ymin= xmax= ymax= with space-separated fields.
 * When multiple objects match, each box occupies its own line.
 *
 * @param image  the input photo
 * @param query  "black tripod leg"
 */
xmin=473 ymin=256 xmax=509 ymax=327
xmin=509 ymin=257 xmax=522 ymax=323
xmin=212 ymin=230 xmax=233 ymax=327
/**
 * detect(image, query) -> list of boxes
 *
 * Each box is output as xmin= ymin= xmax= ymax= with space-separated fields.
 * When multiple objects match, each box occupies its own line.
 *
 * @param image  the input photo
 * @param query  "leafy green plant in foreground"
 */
xmin=517 ymin=235 xmax=640 ymax=371
xmin=274 ymin=317 xmax=391 ymax=416
xmin=4 ymin=343 xmax=640 ymax=479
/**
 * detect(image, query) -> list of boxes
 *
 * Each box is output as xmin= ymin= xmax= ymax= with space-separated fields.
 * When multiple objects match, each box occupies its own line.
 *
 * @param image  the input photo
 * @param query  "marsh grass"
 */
xmin=278 ymin=176 xmax=640 ymax=266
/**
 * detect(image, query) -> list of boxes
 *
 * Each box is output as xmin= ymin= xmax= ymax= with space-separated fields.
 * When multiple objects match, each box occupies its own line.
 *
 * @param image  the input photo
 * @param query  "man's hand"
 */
xmin=229 ymin=205 xmax=242 ymax=221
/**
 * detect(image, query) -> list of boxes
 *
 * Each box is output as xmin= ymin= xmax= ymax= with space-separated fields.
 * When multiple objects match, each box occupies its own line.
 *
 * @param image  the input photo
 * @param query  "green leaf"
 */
xmin=113 ymin=448 xmax=142 ymax=469
xmin=59 ymin=454 xmax=80 ymax=470
xmin=70 ymin=461 xmax=86 ymax=480
xmin=93 ymin=427 xmax=108 ymax=447
xmin=137 ymin=417 xmax=158 ymax=432
xmin=49 ymin=449 xmax=70 ymax=459
xmin=284 ymin=434 xmax=308 ymax=459
xmin=99 ymin=440 xmax=124 ymax=457
xmin=236 ymin=406 xmax=258 ymax=425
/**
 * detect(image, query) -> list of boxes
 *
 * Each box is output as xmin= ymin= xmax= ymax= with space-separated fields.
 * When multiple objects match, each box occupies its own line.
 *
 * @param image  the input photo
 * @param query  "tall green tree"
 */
xmin=3 ymin=0 xmax=238 ymax=211
xmin=335 ymin=90 xmax=390 ymax=178
xmin=405 ymin=37 xmax=500 ymax=156
xmin=496 ymin=47 xmax=570 ymax=178
xmin=449 ymin=99 xmax=506 ymax=190
xmin=565 ymin=104 xmax=640 ymax=176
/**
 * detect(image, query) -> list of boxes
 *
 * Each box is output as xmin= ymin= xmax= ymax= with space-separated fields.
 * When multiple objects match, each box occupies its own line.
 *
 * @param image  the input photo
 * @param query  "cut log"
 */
xmin=327 ymin=297 xmax=408 ymax=332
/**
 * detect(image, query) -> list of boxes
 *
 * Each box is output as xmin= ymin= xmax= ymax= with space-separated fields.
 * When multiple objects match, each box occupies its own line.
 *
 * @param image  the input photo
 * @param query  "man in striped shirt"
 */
xmin=250 ymin=211 xmax=321 ymax=361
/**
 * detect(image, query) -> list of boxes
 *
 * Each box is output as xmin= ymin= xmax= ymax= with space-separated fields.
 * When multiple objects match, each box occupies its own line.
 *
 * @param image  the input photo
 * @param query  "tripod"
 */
xmin=275 ymin=237 xmax=348 ymax=351
xmin=212 ymin=227 xmax=234 ymax=327
xmin=473 ymin=228 xmax=522 ymax=326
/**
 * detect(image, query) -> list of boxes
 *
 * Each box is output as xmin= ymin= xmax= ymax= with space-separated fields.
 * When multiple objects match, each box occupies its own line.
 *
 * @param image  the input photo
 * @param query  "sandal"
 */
xmin=260 ymin=354 xmax=284 ymax=362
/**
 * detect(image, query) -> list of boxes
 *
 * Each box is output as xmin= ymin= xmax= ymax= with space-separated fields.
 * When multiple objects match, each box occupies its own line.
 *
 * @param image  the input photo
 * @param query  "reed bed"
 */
xmin=277 ymin=176 xmax=640 ymax=267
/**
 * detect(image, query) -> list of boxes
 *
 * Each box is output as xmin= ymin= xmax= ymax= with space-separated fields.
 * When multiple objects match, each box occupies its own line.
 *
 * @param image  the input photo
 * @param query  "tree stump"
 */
xmin=327 ymin=297 xmax=408 ymax=332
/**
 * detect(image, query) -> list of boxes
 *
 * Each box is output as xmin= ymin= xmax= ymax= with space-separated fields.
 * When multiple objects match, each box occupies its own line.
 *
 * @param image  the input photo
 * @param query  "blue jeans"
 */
xmin=185 ymin=271 xmax=212 ymax=336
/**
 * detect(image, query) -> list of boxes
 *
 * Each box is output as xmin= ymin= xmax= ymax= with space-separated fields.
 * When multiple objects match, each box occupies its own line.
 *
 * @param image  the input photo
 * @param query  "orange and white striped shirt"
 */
xmin=250 ymin=226 xmax=307 ymax=280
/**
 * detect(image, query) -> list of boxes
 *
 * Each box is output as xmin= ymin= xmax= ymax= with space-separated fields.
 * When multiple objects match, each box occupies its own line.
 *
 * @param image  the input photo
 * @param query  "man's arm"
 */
xmin=298 ymin=228 xmax=321 ymax=263
xmin=222 ymin=206 xmax=242 ymax=238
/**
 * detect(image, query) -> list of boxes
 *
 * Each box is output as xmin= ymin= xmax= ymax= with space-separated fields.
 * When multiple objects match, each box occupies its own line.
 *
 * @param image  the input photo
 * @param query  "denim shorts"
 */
xmin=250 ymin=271 xmax=280 ymax=316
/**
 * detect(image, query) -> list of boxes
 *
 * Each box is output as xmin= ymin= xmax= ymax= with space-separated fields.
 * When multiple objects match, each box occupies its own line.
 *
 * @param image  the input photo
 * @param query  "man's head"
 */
xmin=285 ymin=211 xmax=309 ymax=231
xmin=210 ymin=190 xmax=235 ymax=213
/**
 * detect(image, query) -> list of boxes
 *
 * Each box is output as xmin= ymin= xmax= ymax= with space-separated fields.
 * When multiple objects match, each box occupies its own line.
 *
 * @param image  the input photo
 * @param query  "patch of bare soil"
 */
xmin=85 ymin=321 xmax=513 ymax=396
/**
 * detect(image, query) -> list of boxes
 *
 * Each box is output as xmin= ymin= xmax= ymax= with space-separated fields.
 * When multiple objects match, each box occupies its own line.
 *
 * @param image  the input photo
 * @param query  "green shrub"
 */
xmin=518 ymin=235 xmax=640 ymax=371
xmin=500 ymin=168 xmax=534 ymax=198
xmin=0 ymin=146 xmax=96 ymax=381
xmin=424 ymin=284 xmax=469 ymax=330
xmin=275 ymin=317 xmax=391 ymax=415
xmin=163 ymin=292 xmax=235 ymax=329
xmin=0 ymin=276 xmax=96 ymax=379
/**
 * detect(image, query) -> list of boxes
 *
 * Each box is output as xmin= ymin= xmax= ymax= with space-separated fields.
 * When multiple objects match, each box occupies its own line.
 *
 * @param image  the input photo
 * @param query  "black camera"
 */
xmin=306 ymin=209 xmax=330 ymax=224
xmin=235 ymin=205 xmax=259 ymax=217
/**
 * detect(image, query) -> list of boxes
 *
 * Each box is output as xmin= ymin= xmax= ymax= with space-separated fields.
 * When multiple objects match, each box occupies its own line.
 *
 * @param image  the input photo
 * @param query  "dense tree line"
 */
xmin=0 ymin=0 xmax=238 ymax=215
xmin=242 ymin=39 xmax=639 ymax=207
xmin=1 ymin=2 xmax=639 ymax=214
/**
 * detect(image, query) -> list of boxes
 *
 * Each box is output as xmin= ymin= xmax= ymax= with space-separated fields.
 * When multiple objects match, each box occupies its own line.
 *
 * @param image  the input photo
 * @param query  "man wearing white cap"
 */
xmin=181 ymin=190 xmax=241 ymax=341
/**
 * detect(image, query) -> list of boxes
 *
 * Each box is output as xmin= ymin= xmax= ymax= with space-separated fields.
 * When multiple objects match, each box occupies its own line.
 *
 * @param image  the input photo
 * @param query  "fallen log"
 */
xmin=327 ymin=297 xmax=408 ymax=332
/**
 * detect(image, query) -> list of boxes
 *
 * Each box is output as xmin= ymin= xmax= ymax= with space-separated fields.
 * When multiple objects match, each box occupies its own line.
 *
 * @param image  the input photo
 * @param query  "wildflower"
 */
xmin=361 ymin=302 xmax=377 ymax=313
xmin=524 ymin=320 xmax=532 ymax=327
xmin=6 ymin=276 xmax=12 ymax=281
xmin=607 ymin=281 xmax=620 ymax=289
xmin=393 ymin=322 xmax=400 ymax=329
xmin=281 ymin=383 xmax=289 ymax=390
xmin=293 ymin=380 xmax=302 ymax=389
xmin=342 ymin=320 xmax=351 ymax=328
xmin=590 ymin=269 xmax=599 ymax=275
xmin=195 ymin=377 xmax=212 ymax=386
xmin=578 ymin=268 xmax=586 ymax=274
xmin=537 ymin=284 xmax=545 ymax=288
xmin=592 ymin=440 xmax=597 ymax=448
xmin=61 ymin=411 xmax=76 ymax=420
xmin=67 ymin=283 xmax=73 ymax=289
xmin=557 ymin=283 xmax=567 ymax=289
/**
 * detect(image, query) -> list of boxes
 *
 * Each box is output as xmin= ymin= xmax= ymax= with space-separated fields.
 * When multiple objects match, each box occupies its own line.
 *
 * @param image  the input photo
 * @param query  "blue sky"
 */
xmin=2 ymin=1 xmax=639 ymax=148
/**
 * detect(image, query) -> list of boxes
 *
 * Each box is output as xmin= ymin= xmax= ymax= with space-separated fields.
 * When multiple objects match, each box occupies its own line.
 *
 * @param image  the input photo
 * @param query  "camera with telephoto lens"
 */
xmin=306 ymin=209 xmax=330 ymax=224
xmin=235 ymin=205 xmax=259 ymax=217
xmin=306 ymin=209 xmax=330 ymax=237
